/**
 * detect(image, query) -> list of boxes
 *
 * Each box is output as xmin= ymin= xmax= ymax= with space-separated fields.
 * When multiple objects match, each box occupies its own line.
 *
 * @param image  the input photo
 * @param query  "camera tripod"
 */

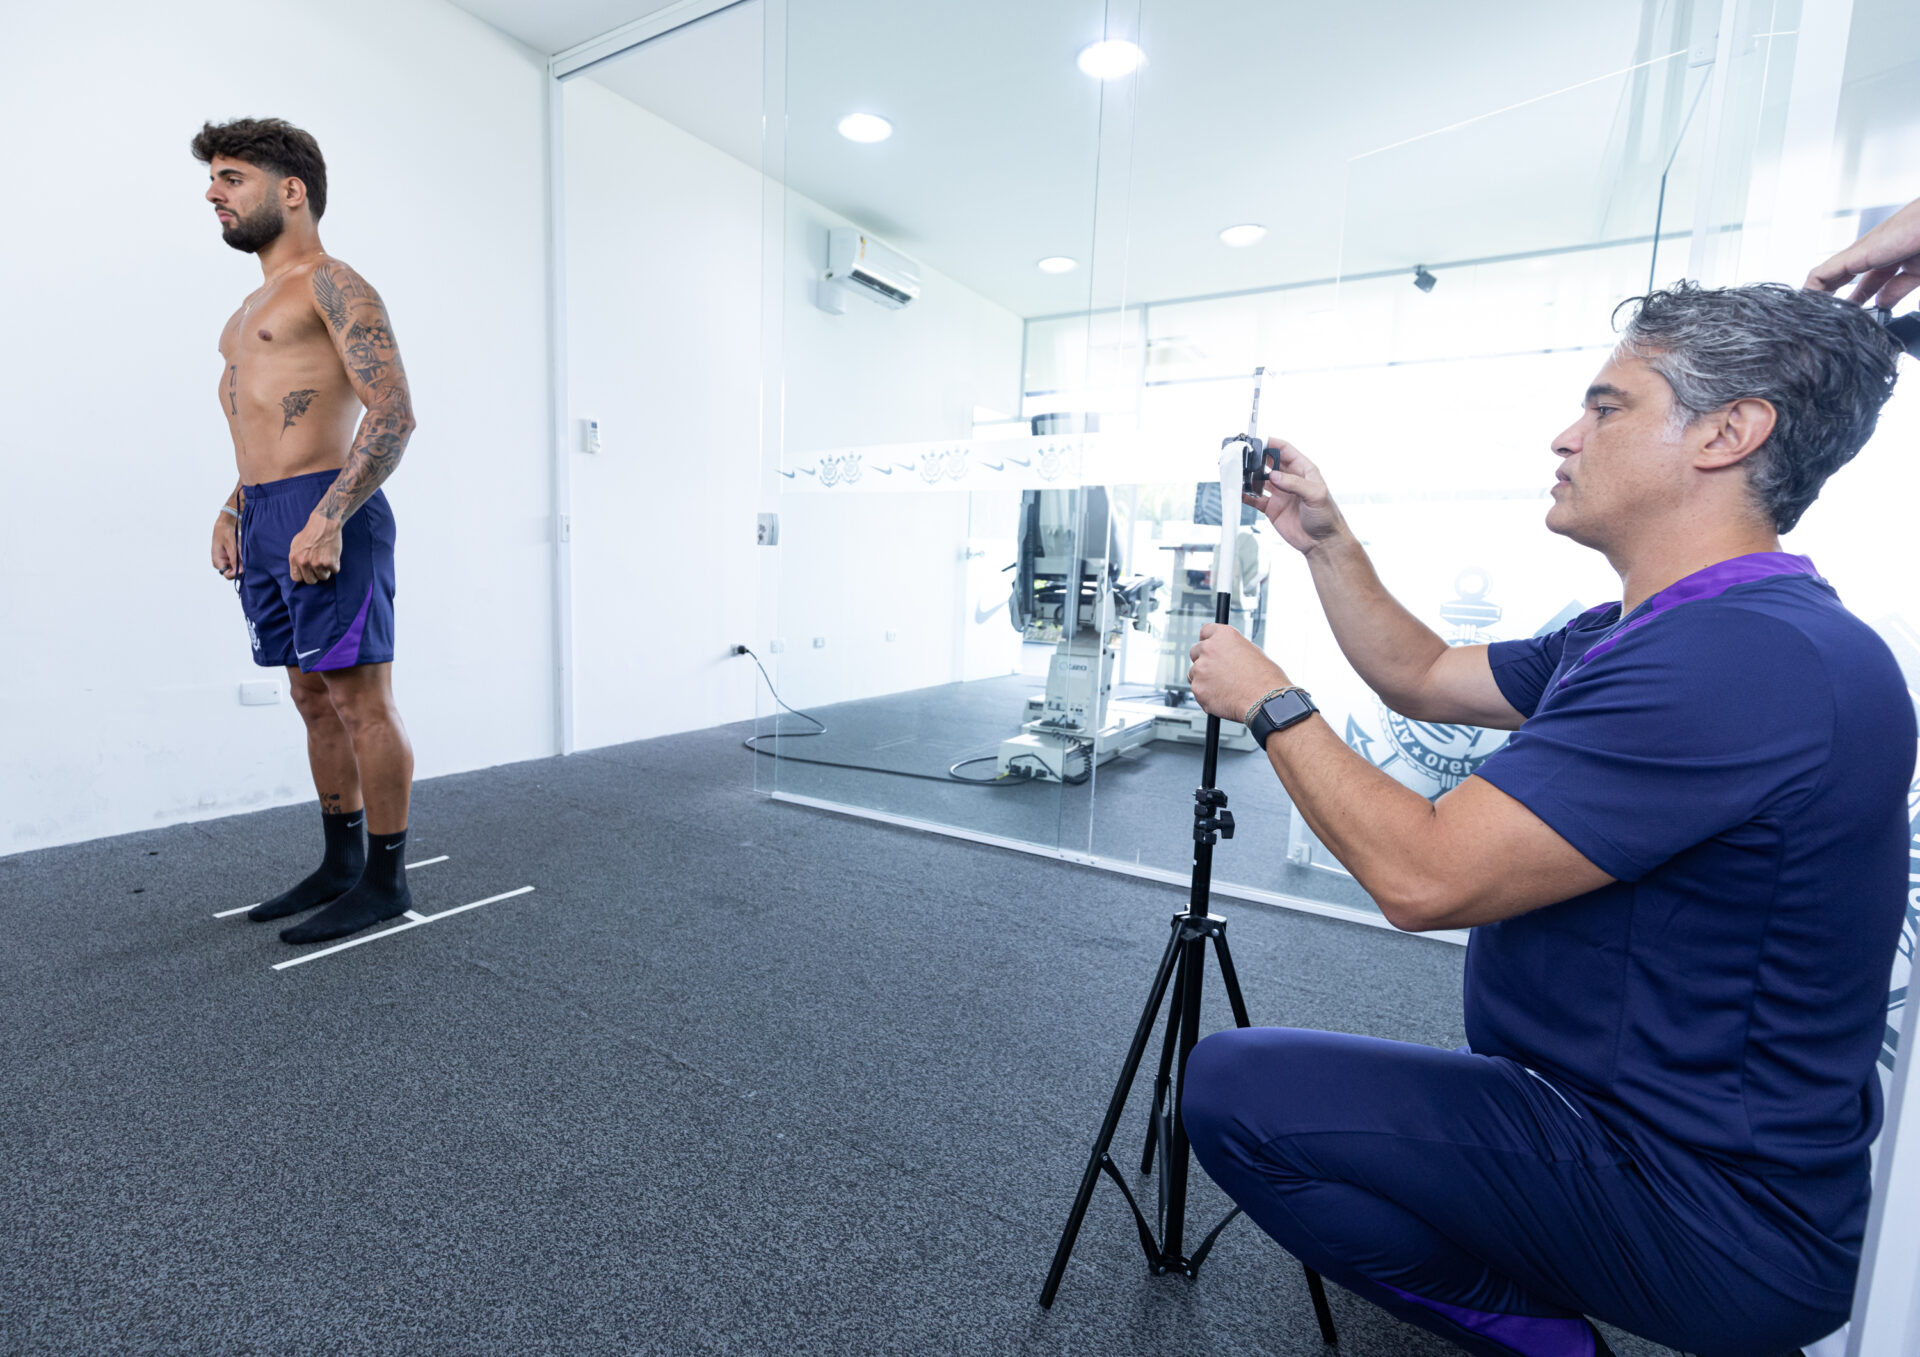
xmin=1037 ymin=374 xmax=1338 ymax=1347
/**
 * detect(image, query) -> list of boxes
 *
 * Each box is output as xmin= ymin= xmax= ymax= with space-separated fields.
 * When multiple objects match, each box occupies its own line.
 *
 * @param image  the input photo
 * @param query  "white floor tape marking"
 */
xmin=271 ymin=886 xmax=535 ymax=971
xmin=214 ymin=856 xmax=450 ymax=918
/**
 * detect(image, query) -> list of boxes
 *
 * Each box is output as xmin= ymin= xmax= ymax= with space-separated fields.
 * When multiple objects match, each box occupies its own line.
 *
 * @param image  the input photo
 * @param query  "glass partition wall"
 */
xmin=756 ymin=0 xmax=1919 ymax=933
xmin=755 ymin=0 xmax=1135 ymax=859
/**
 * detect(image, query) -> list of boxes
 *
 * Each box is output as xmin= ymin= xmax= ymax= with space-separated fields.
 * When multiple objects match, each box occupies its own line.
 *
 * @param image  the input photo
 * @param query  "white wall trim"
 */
xmin=550 ymin=0 xmax=748 ymax=78
xmin=543 ymin=72 xmax=575 ymax=755
xmin=540 ymin=0 xmax=765 ymax=759
xmin=767 ymin=790 xmax=1468 ymax=946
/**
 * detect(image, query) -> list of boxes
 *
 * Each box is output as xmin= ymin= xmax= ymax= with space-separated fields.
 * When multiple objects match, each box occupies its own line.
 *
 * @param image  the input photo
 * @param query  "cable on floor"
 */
xmin=735 ymin=646 xmax=1091 ymax=786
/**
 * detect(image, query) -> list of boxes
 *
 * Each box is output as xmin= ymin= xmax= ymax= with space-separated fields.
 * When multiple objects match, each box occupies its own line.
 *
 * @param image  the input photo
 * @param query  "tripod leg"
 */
xmin=1211 ymin=931 xmax=1253 ymax=1029
xmin=1039 ymin=920 xmax=1186 ymax=1307
xmin=1306 ymin=1266 xmax=1339 ymax=1344
xmin=1162 ymin=926 xmax=1210 ymax=1262
xmin=1140 ymin=964 xmax=1186 ymax=1177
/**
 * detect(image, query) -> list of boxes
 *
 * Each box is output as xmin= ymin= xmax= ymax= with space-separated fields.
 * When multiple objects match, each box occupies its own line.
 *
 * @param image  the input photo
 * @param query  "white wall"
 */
xmin=562 ymin=79 xmax=1023 ymax=730
xmin=767 ymin=204 xmax=1023 ymax=711
xmin=562 ymin=79 xmax=763 ymax=752
xmin=0 ymin=0 xmax=555 ymax=854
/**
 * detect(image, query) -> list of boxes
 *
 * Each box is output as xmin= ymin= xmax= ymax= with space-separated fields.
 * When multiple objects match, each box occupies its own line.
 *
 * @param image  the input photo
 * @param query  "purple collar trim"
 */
xmin=1557 ymin=552 xmax=1822 ymax=689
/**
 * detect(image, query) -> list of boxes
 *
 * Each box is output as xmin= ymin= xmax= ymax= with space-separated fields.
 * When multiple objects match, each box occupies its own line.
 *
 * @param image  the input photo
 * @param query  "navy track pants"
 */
xmin=1182 ymin=1027 xmax=1846 ymax=1357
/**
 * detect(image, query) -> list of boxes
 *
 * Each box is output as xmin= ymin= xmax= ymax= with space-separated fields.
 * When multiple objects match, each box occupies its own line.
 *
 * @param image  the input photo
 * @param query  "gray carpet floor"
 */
xmin=0 ymin=718 xmax=1672 ymax=1357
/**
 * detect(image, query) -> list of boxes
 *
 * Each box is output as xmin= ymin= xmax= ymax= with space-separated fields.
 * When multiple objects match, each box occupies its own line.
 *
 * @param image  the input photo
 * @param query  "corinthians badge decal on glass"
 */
xmin=816 ymin=452 xmax=863 ymax=487
xmin=1346 ymin=568 xmax=1525 ymax=799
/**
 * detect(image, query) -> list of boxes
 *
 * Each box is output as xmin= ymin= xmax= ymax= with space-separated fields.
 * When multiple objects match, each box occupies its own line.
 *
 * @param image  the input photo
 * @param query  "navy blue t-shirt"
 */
xmin=1469 ymin=553 xmax=1913 ymax=1299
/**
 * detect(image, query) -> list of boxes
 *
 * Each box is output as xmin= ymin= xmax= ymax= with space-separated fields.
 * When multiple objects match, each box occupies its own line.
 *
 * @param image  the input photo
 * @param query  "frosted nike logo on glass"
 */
xmin=296 ymin=646 xmax=323 ymax=659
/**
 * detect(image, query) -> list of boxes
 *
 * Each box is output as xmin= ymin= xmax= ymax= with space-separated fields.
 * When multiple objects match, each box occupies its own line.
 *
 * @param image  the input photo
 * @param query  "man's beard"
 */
xmin=221 ymin=200 xmax=286 ymax=254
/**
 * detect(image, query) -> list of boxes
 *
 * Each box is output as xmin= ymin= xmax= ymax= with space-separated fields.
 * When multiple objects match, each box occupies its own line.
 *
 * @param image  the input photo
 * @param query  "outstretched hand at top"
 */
xmin=1242 ymin=439 xmax=1349 ymax=557
xmin=1806 ymin=196 xmax=1920 ymax=310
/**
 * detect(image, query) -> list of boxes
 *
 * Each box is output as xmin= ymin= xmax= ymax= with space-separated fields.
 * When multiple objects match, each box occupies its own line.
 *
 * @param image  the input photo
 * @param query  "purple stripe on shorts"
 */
xmin=312 ymin=583 xmax=375 ymax=671
xmin=1380 ymin=1281 xmax=1595 ymax=1356
xmin=1557 ymin=552 xmax=1821 ymax=690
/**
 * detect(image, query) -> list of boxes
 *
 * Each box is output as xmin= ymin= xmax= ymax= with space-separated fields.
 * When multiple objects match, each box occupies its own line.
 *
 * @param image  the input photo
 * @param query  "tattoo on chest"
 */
xmin=227 ymin=364 xmax=238 ymax=415
xmin=280 ymin=389 xmax=320 ymax=437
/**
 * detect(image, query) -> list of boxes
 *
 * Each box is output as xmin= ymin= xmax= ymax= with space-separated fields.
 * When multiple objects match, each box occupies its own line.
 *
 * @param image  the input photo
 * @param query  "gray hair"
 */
xmin=1615 ymin=282 xmax=1900 ymax=532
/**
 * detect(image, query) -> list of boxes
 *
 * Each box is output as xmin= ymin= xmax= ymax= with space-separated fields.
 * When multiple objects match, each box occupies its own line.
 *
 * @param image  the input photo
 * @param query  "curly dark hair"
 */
xmin=190 ymin=117 xmax=327 ymax=220
xmin=1615 ymin=282 xmax=1901 ymax=532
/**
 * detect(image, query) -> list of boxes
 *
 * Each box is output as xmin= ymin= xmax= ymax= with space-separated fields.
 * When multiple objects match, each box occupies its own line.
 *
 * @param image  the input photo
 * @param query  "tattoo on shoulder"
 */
xmin=312 ymin=263 xmax=378 ymax=333
xmin=280 ymin=389 xmax=320 ymax=437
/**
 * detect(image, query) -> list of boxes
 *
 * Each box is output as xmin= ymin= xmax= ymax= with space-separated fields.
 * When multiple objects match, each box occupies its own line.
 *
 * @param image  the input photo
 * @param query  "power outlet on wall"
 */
xmin=238 ymin=681 xmax=280 ymax=706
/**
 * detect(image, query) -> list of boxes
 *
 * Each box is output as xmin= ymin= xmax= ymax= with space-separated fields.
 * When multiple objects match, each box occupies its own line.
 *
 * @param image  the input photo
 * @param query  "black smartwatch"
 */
xmin=1244 ymin=686 xmax=1317 ymax=749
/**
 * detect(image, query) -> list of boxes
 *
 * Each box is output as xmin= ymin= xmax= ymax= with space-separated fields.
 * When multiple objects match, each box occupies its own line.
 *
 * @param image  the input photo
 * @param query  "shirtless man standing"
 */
xmin=197 ymin=117 xmax=418 ymax=945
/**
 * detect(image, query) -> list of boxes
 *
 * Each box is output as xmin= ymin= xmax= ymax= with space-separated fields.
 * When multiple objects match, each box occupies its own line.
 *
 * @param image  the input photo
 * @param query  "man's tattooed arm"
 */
xmin=312 ymin=265 xmax=376 ymax=334
xmin=309 ymin=260 xmax=415 ymax=522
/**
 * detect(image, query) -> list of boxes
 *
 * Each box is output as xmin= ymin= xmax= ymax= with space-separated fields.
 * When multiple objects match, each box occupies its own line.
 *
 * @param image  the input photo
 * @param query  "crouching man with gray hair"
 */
xmin=1181 ymin=283 xmax=1909 ymax=1357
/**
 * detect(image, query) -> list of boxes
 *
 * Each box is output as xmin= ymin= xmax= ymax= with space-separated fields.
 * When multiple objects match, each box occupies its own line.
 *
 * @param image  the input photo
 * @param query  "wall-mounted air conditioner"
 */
xmin=821 ymin=228 xmax=921 ymax=313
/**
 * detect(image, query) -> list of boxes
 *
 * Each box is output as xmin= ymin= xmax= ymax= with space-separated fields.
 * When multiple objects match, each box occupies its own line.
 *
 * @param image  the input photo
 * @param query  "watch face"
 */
xmin=1264 ymin=690 xmax=1314 ymax=728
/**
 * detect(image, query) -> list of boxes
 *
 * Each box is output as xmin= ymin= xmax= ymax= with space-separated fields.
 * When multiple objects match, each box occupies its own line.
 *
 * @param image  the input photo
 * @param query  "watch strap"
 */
xmin=1248 ymin=686 xmax=1316 ymax=749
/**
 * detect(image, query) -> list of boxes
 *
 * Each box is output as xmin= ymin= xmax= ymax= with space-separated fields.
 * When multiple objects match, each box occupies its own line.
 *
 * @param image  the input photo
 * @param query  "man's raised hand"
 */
xmin=1806 ymin=196 xmax=1920 ymax=310
xmin=1243 ymin=439 xmax=1348 ymax=556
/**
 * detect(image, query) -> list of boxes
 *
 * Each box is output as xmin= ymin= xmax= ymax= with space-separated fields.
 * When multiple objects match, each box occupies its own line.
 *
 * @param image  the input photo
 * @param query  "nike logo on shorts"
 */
xmin=297 ymin=646 xmax=322 ymax=659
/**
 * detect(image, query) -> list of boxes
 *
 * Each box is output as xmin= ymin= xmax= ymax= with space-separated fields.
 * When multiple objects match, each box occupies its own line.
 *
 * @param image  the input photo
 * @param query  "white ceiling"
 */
xmin=448 ymin=0 xmax=689 ymax=57
xmin=451 ymin=0 xmax=1696 ymax=317
xmin=586 ymin=3 xmax=764 ymax=171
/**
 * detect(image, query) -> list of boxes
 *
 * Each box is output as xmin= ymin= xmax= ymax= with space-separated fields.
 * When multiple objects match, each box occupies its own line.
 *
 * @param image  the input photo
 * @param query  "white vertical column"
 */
xmin=754 ymin=0 xmax=789 ymax=794
xmin=1749 ymin=0 xmax=1857 ymax=282
xmin=1852 ymin=980 xmax=1920 ymax=1357
xmin=543 ymin=70 xmax=575 ymax=756
xmin=1685 ymin=0 xmax=1744 ymax=283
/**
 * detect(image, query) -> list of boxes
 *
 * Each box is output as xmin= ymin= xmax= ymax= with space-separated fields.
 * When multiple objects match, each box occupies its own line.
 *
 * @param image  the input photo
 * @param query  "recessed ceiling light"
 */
xmin=1219 ymin=223 xmax=1267 ymax=248
xmin=837 ymin=113 xmax=893 ymax=143
xmin=1076 ymin=39 xmax=1145 ymax=80
xmin=1037 ymin=256 xmax=1078 ymax=274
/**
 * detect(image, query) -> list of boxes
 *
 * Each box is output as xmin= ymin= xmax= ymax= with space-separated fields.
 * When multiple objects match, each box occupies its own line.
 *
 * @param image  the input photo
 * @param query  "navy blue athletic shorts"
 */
xmin=237 ymin=469 xmax=396 ymax=673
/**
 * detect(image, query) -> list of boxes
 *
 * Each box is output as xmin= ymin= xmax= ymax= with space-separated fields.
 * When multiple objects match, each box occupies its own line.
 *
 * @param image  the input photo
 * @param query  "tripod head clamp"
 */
xmin=1193 ymin=786 xmax=1234 ymax=844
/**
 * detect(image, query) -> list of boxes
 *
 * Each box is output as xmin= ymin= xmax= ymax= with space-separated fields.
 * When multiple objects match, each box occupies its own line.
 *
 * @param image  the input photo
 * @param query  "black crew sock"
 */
xmin=248 ymin=809 xmax=367 ymax=921
xmin=280 ymin=828 xmax=412 ymax=944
